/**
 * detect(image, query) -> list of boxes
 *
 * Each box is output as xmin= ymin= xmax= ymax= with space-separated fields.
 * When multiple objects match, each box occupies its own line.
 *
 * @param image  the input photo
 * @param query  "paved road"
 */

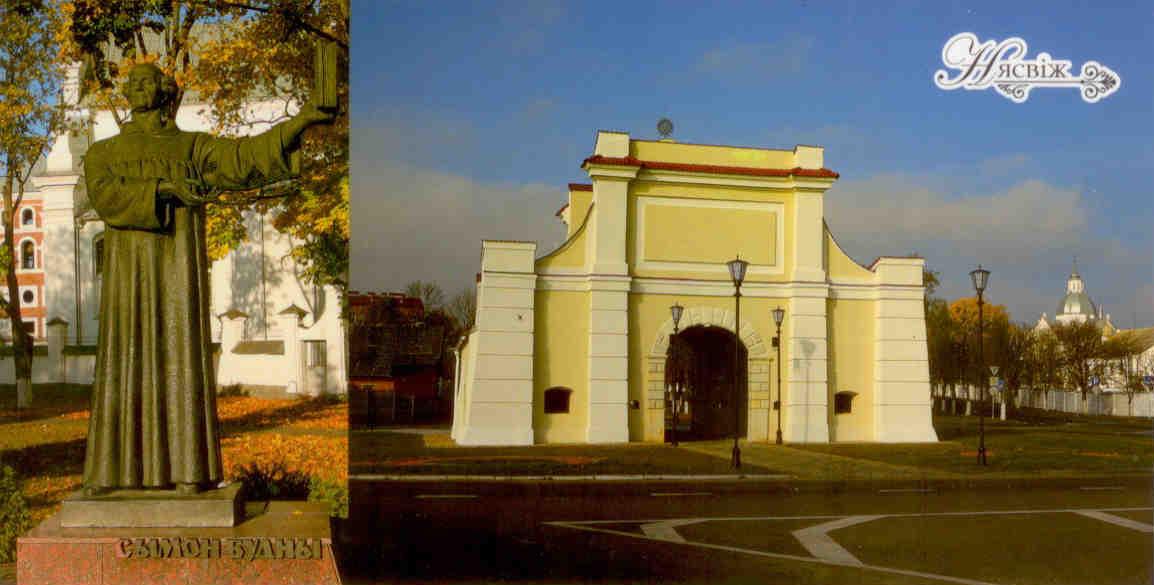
xmin=340 ymin=478 xmax=1153 ymax=584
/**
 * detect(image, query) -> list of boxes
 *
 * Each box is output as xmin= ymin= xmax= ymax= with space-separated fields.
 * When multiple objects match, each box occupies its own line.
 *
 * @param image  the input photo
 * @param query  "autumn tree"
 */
xmin=1050 ymin=320 xmax=1104 ymax=412
xmin=948 ymin=297 xmax=1009 ymax=412
xmin=0 ymin=1 xmax=68 ymax=407
xmin=404 ymin=281 xmax=445 ymax=311
xmin=1027 ymin=329 xmax=1063 ymax=401
xmin=446 ymin=288 xmax=476 ymax=333
xmin=62 ymin=0 xmax=349 ymax=289
xmin=992 ymin=322 xmax=1035 ymax=413
xmin=925 ymin=296 xmax=957 ymax=412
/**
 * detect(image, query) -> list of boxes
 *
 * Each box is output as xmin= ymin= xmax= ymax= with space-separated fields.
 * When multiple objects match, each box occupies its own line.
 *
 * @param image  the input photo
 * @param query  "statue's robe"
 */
xmin=82 ymin=118 xmax=298 ymax=490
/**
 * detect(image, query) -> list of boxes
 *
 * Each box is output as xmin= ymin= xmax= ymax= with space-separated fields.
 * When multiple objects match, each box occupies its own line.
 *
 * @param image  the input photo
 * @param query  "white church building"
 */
xmin=0 ymin=61 xmax=346 ymax=397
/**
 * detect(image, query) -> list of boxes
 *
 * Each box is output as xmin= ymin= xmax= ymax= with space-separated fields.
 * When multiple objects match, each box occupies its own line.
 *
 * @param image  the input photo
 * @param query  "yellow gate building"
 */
xmin=451 ymin=130 xmax=937 ymax=445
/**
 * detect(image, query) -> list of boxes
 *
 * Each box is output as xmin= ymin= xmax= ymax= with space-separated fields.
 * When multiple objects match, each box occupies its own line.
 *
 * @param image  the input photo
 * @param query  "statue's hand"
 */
xmin=158 ymin=178 xmax=217 ymax=206
xmin=297 ymin=98 xmax=336 ymax=126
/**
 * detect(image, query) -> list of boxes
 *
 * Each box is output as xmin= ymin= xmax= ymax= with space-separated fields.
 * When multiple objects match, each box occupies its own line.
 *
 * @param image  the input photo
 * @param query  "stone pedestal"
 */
xmin=59 ymin=483 xmax=243 ymax=528
xmin=17 ymin=501 xmax=341 ymax=585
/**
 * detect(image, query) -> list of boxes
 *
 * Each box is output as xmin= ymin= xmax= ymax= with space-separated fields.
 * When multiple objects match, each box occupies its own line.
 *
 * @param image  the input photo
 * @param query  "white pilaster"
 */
xmin=216 ymin=311 xmax=248 ymax=387
xmin=277 ymin=305 xmax=305 ymax=395
xmin=872 ymin=258 xmax=937 ymax=442
xmin=46 ymin=318 xmax=67 ymax=384
xmin=457 ymin=241 xmax=536 ymax=445
xmin=784 ymin=295 xmax=830 ymax=443
xmin=791 ymin=190 xmax=826 ymax=283
xmin=584 ymin=132 xmax=637 ymax=276
xmin=33 ymin=169 xmax=80 ymax=328
xmin=587 ymin=275 xmax=630 ymax=443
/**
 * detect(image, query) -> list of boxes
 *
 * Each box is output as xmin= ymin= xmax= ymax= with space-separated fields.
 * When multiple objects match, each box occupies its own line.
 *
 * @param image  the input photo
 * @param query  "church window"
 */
xmin=834 ymin=391 xmax=856 ymax=414
xmin=20 ymin=241 xmax=34 ymax=269
xmin=20 ymin=209 xmax=33 ymax=226
xmin=544 ymin=387 xmax=572 ymax=414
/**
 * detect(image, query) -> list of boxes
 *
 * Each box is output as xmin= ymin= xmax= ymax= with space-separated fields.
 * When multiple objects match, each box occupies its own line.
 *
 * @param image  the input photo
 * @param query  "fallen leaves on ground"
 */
xmin=4 ymin=395 xmax=347 ymax=525
xmin=222 ymin=433 xmax=347 ymax=482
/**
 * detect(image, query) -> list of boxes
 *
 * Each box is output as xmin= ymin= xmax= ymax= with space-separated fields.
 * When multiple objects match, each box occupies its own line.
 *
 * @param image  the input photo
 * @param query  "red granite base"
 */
xmin=17 ymin=501 xmax=341 ymax=585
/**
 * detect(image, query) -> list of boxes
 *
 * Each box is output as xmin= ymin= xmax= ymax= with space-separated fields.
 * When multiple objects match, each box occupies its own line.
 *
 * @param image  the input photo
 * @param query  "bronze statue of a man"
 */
xmin=81 ymin=62 xmax=334 ymax=496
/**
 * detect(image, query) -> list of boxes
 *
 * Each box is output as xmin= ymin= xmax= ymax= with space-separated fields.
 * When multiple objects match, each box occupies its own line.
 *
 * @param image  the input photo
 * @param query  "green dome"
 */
xmin=1057 ymin=291 xmax=1096 ymax=319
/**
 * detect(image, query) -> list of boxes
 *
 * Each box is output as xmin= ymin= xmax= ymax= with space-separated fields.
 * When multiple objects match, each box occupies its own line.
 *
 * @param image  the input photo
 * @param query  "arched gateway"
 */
xmin=451 ymin=130 xmax=939 ymax=446
xmin=648 ymin=307 xmax=771 ymax=442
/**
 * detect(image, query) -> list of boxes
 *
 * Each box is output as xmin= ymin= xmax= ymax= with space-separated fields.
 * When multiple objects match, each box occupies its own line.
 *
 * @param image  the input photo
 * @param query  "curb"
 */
xmin=349 ymin=473 xmax=1154 ymax=495
xmin=349 ymin=474 xmax=793 ymax=482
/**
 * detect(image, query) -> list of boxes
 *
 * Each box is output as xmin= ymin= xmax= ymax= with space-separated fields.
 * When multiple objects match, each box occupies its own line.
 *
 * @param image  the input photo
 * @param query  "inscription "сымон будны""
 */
xmin=116 ymin=537 xmax=324 ymax=561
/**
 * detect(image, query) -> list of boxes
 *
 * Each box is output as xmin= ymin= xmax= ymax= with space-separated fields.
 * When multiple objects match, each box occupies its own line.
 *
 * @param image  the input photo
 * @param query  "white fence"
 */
xmin=0 ymin=317 xmax=346 ymax=396
xmin=934 ymin=385 xmax=1154 ymax=418
xmin=1013 ymin=388 xmax=1154 ymax=418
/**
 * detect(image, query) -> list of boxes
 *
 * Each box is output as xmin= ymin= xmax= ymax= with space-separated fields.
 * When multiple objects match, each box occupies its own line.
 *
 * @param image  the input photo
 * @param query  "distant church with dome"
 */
xmin=1033 ymin=261 xmax=1154 ymax=391
xmin=1035 ymin=261 xmax=1116 ymax=333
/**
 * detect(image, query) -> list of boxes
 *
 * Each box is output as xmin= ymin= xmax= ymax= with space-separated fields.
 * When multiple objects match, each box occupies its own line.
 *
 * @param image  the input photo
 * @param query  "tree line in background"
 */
xmin=403 ymin=280 xmax=475 ymax=343
xmin=924 ymin=268 xmax=1151 ymax=416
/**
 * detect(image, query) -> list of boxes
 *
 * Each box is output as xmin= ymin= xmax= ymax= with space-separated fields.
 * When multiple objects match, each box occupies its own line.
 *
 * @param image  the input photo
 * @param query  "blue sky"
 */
xmin=352 ymin=0 xmax=1153 ymax=326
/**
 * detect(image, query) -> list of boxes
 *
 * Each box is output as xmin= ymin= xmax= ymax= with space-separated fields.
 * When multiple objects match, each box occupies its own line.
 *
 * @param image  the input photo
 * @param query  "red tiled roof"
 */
xmin=582 ymin=155 xmax=839 ymax=179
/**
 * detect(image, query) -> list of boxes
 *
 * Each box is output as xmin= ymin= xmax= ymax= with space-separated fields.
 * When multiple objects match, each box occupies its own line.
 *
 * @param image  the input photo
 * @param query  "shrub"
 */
xmin=308 ymin=476 xmax=348 ymax=518
xmin=314 ymin=392 xmax=348 ymax=405
xmin=0 ymin=465 xmax=31 ymax=563
xmin=231 ymin=461 xmax=310 ymax=501
xmin=218 ymin=384 xmax=249 ymax=397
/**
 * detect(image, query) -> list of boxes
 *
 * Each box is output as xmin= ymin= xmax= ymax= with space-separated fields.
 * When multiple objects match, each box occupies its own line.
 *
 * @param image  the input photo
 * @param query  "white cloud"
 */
xmin=350 ymin=160 xmax=566 ymax=296
xmin=694 ymin=35 xmax=815 ymax=81
xmin=826 ymin=175 xmax=1087 ymax=263
xmin=826 ymin=171 xmax=1152 ymax=324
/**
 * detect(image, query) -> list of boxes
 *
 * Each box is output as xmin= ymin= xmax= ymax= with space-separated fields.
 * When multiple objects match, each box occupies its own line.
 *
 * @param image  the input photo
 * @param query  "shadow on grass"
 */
xmin=0 ymin=435 xmax=86 ymax=512
xmin=218 ymin=396 xmax=344 ymax=437
xmin=0 ymin=384 xmax=92 ymax=425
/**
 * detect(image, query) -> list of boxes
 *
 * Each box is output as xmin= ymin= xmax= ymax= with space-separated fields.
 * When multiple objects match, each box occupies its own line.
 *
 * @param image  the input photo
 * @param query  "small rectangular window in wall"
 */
xmin=834 ymin=391 xmax=856 ymax=414
xmin=544 ymin=387 xmax=572 ymax=414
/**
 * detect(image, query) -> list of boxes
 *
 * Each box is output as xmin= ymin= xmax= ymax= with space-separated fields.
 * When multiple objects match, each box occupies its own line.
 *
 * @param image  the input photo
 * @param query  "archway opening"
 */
xmin=665 ymin=325 xmax=748 ymax=441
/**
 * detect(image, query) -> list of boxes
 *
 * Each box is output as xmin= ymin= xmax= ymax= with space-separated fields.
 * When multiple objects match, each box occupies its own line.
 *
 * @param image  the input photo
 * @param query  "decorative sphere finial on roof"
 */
xmin=657 ymin=118 xmax=673 ymax=139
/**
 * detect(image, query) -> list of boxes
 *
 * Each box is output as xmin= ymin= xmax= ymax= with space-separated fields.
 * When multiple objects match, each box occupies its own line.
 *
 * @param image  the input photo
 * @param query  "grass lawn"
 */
xmin=788 ymin=413 xmax=1153 ymax=479
xmin=356 ymin=412 xmax=1152 ymax=482
xmin=675 ymin=413 xmax=1153 ymax=482
xmin=350 ymin=429 xmax=773 ymax=476
xmin=0 ymin=384 xmax=347 ymax=525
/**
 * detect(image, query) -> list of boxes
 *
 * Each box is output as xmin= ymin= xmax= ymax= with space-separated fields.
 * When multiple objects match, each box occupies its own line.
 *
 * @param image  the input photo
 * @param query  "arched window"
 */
xmin=20 ymin=208 xmax=33 ymax=226
xmin=834 ymin=391 xmax=857 ymax=414
xmin=21 ymin=290 xmax=33 ymax=305
xmin=20 ymin=241 xmax=34 ymax=270
xmin=544 ymin=387 xmax=572 ymax=414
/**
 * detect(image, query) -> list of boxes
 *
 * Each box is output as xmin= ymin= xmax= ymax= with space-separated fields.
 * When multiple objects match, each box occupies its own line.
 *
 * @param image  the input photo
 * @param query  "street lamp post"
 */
xmin=669 ymin=303 xmax=683 ymax=447
xmin=727 ymin=257 xmax=749 ymax=469
xmin=970 ymin=265 xmax=990 ymax=466
xmin=772 ymin=306 xmax=785 ymax=445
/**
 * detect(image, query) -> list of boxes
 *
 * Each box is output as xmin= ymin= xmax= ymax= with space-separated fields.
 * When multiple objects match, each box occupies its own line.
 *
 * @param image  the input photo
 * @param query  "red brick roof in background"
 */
xmin=582 ymin=155 xmax=839 ymax=179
